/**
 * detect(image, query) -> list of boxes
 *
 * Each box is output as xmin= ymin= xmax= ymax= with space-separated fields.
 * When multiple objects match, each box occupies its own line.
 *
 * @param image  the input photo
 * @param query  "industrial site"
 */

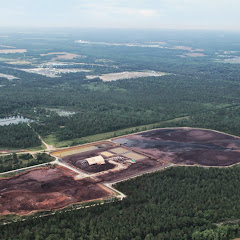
xmin=1 ymin=127 xmax=240 ymax=217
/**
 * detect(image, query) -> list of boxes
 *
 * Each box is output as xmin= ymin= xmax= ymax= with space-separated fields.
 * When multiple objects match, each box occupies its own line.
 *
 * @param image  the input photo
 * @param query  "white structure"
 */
xmin=85 ymin=156 xmax=105 ymax=165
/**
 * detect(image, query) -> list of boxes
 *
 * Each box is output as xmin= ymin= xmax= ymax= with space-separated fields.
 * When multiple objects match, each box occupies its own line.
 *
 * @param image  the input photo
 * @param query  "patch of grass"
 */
xmin=25 ymin=144 xmax=45 ymax=152
xmin=83 ymin=83 xmax=127 ymax=93
xmin=43 ymin=116 xmax=189 ymax=148
xmin=0 ymin=214 xmax=22 ymax=224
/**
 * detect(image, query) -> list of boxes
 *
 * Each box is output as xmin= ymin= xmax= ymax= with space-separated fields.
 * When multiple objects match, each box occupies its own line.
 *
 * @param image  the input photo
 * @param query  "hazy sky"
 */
xmin=1 ymin=0 xmax=239 ymax=30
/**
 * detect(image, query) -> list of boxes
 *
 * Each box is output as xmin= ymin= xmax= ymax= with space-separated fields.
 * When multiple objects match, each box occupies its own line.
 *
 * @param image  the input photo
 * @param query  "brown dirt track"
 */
xmin=113 ymin=128 xmax=240 ymax=166
xmin=0 ymin=166 xmax=110 ymax=216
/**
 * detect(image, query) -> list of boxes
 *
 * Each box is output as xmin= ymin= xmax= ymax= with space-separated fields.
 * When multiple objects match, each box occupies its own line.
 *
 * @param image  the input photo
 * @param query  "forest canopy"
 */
xmin=1 ymin=167 xmax=240 ymax=240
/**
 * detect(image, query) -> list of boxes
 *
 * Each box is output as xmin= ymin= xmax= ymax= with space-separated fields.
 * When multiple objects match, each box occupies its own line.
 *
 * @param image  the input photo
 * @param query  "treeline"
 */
xmin=145 ymin=105 xmax=240 ymax=139
xmin=0 ymin=123 xmax=41 ymax=148
xmin=0 ymin=153 xmax=54 ymax=173
xmin=2 ymin=167 xmax=240 ymax=239
xmin=192 ymin=225 xmax=240 ymax=240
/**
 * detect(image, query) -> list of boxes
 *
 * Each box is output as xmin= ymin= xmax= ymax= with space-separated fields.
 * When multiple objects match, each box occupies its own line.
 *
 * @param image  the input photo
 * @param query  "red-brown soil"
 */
xmin=98 ymin=158 xmax=164 ymax=183
xmin=113 ymin=128 xmax=240 ymax=166
xmin=0 ymin=166 xmax=110 ymax=216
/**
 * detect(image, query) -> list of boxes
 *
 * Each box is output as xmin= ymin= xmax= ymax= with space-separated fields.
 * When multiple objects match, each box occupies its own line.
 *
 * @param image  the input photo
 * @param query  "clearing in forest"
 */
xmin=86 ymin=71 xmax=168 ymax=81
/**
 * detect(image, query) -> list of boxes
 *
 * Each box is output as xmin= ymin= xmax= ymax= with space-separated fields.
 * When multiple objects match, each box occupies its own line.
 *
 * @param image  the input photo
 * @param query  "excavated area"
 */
xmin=98 ymin=158 xmax=164 ymax=183
xmin=113 ymin=128 xmax=240 ymax=166
xmin=0 ymin=166 xmax=109 ymax=216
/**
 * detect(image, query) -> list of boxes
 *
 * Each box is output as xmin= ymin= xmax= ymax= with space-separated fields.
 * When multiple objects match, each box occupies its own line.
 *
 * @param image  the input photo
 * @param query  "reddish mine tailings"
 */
xmin=113 ymin=128 xmax=240 ymax=166
xmin=0 ymin=166 xmax=109 ymax=216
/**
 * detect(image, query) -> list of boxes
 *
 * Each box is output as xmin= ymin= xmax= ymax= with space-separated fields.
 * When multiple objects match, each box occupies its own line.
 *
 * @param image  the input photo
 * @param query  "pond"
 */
xmin=0 ymin=116 xmax=31 ymax=126
xmin=54 ymin=110 xmax=75 ymax=117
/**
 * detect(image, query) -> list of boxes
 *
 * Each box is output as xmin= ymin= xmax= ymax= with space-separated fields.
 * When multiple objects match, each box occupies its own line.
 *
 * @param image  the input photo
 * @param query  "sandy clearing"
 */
xmin=0 ymin=45 xmax=15 ymax=49
xmin=18 ymin=68 xmax=90 ymax=78
xmin=86 ymin=71 xmax=168 ymax=82
xmin=40 ymin=52 xmax=85 ymax=60
xmin=110 ymin=147 xmax=129 ymax=154
xmin=52 ymin=146 xmax=99 ymax=158
xmin=122 ymin=152 xmax=145 ymax=161
xmin=0 ymin=73 xmax=19 ymax=80
xmin=7 ymin=61 xmax=32 ymax=65
xmin=0 ymin=49 xmax=27 ymax=54
xmin=179 ymin=53 xmax=206 ymax=57
xmin=170 ymin=46 xmax=205 ymax=52
xmin=185 ymin=53 xmax=206 ymax=57
xmin=100 ymin=151 xmax=114 ymax=157
xmin=223 ymin=57 xmax=240 ymax=64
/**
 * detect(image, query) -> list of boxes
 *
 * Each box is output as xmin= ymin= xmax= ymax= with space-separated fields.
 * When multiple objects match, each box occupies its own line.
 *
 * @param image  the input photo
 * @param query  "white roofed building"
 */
xmin=85 ymin=156 xmax=105 ymax=165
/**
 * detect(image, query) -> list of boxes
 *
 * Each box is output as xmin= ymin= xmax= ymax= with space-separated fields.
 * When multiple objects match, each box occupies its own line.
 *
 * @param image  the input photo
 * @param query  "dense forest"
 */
xmin=1 ymin=167 xmax=240 ymax=239
xmin=0 ymin=124 xmax=41 ymax=148
xmin=0 ymin=31 xmax=240 ymax=148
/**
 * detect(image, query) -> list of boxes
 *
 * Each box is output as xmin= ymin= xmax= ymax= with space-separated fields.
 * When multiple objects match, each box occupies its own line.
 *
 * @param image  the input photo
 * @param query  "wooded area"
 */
xmin=0 ymin=153 xmax=54 ymax=173
xmin=1 ymin=32 xmax=240 ymax=148
xmin=1 ymin=167 xmax=240 ymax=240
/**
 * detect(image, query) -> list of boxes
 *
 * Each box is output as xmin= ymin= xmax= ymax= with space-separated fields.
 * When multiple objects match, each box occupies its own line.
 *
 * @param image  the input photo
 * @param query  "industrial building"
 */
xmin=85 ymin=156 xmax=105 ymax=165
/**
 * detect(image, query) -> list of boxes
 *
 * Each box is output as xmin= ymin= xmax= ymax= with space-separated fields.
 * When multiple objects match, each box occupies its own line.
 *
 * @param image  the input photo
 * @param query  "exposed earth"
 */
xmin=0 ymin=166 xmax=110 ymax=216
xmin=113 ymin=128 xmax=240 ymax=166
xmin=1 ymin=128 xmax=240 ymax=216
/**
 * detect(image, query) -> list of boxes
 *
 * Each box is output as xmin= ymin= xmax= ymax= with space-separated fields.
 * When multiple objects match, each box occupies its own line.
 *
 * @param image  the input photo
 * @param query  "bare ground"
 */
xmin=0 ymin=166 xmax=110 ymax=216
xmin=113 ymin=128 xmax=240 ymax=166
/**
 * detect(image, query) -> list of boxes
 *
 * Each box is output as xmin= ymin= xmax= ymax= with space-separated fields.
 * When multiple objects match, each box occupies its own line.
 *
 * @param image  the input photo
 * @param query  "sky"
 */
xmin=0 ymin=0 xmax=240 ymax=30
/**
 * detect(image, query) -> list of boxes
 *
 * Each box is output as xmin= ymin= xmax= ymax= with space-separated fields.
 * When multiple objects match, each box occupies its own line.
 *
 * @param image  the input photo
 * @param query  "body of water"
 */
xmin=0 ymin=116 xmax=31 ymax=126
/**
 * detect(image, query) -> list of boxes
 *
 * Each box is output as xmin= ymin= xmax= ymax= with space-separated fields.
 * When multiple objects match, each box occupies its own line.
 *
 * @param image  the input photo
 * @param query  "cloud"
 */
xmin=72 ymin=2 xmax=157 ymax=18
xmin=0 ymin=0 xmax=239 ymax=29
xmin=138 ymin=9 xmax=156 ymax=17
xmin=114 ymin=7 xmax=157 ymax=17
